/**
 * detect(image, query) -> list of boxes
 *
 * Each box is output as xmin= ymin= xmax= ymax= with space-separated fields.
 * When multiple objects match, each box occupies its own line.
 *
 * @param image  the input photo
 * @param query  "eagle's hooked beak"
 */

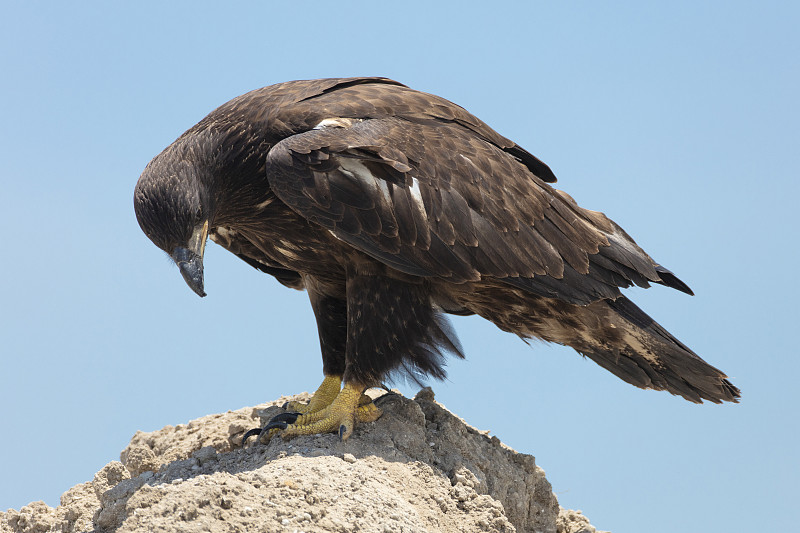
xmin=172 ymin=220 xmax=209 ymax=297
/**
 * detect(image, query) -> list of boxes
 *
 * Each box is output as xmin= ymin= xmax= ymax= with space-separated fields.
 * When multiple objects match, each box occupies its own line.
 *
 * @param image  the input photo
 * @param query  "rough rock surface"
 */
xmin=1 ymin=388 xmax=607 ymax=533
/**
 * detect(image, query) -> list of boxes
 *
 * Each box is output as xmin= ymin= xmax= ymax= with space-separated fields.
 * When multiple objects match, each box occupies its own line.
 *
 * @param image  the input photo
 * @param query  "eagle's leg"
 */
xmin=272 ymin=268 xmax=428 ymax=440
xmin=253 ymin=269 xmax=452 ymax=442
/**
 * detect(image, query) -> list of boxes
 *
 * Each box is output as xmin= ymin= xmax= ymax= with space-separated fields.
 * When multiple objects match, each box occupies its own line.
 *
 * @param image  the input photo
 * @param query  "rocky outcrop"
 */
xmin=1 ymin=389 xmax=606 ymax=533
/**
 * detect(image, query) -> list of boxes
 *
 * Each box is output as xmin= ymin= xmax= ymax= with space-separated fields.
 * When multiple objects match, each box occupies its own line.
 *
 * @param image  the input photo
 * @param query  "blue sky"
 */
xmin=1 ymin=2 xmax=797 ymax=531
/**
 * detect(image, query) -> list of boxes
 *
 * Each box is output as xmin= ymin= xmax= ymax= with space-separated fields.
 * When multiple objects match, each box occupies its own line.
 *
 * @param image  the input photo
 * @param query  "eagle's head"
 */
xmin=134 ymin=152 xmax=214 ymax=297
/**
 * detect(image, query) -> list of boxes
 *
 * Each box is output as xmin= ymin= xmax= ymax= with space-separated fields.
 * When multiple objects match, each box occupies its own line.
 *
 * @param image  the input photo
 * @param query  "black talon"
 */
xmin=281 ymin=401 xmax=289 ymax=409
xmin=268 ymin=411 xmax=301 ymax=425
xmin=241 ymin=418 xmax=293 ymax=446
xmin=241 ymin=427 xmax=264 ymax=446
xmin=339 ymin=425 xmax=346 ymax=440
xmin=265 ymin=420 xmax=289 ymax=431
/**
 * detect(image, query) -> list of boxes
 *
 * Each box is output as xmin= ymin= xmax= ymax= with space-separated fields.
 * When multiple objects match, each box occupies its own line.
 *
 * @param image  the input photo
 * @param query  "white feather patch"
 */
xmin=376 ymin=178 xmax=391 ymax=204
xmin=338 ymin=158 xmax=374 ymax=184
xmin=313 ymin=117 xmax=363 ymax=130
xmin=337 ymin=158 xmax=396 ymax=207
xmin=210 ymin=226 xmax=237 ymax=245
xmin=409 ymin=177 xmax=425 ymax=213
xmin=327 ymin=229 xmax=345 ymax=242
xmin=254 ymin=198 xmax=273 ymax=209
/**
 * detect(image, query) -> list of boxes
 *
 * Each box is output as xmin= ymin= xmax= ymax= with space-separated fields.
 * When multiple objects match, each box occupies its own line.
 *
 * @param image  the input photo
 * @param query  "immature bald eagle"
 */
xmin=134 ymin=77 xmax=739 ymax=442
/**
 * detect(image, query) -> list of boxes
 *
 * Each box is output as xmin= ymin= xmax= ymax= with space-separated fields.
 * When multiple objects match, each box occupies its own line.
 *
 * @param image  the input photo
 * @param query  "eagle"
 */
xmin=134 ymin=77 xmax=739 ymax=442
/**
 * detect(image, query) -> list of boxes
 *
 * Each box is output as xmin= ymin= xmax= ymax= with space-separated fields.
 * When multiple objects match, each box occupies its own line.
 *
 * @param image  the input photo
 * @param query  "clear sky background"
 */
xmin=1 ymin=2 xmax=797 ymax=532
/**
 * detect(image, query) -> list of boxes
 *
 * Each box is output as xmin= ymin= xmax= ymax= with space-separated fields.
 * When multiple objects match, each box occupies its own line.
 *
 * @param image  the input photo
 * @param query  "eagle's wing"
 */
xmin=266 ymin=116 xmax=689 ymax=305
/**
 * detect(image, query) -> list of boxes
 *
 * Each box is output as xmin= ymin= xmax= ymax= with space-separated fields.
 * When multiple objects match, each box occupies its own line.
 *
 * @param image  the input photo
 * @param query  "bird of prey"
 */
xmin=134 ymin=77 xmax=739 ymax=442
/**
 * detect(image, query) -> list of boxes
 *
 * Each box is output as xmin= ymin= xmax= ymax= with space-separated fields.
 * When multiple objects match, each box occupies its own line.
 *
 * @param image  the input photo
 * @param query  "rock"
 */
xmin=0 ymin=389 xmax=607 ymax=533
xmin=557 ymin=509 xmax=608 ymax=533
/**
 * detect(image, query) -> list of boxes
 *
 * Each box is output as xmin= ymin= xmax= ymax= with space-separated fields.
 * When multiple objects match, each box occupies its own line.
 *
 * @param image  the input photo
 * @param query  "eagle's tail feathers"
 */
xmin=460 ymin=283 xmax=739 ymax=403
xmin=576 ymin=297 xmax=739 ymax=403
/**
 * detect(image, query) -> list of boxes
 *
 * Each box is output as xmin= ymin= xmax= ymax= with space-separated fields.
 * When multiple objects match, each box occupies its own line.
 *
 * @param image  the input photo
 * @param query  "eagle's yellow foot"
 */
xmin=286 ymin=395 xmax=379 ymax=424
xmin=260 ymin=382 xmax=379 ymax=441
xmin=284 ymin=375 xmax=342 ymax=415
xmin=280 ymin=382 xmax=381 ymax=440
xmin=241 ymin=381 xmax=382 ymax=445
